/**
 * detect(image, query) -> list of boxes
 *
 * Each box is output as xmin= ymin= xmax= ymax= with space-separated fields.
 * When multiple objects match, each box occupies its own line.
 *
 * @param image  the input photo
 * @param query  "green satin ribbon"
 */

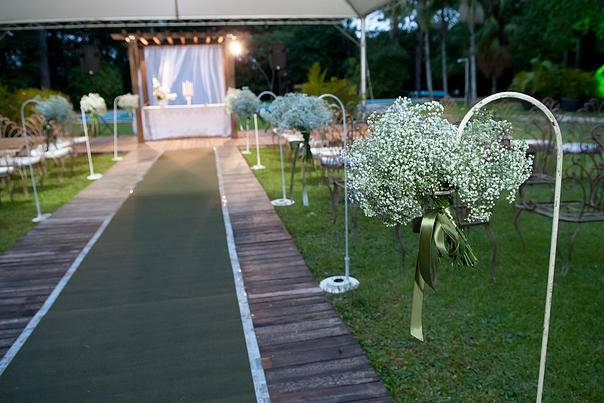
xmin=410 ymin=195 xmax=478 ymax=341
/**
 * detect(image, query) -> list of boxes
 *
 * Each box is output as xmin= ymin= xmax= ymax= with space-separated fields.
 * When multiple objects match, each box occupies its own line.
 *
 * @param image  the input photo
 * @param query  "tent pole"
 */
xmin=360 ymin=16 xmax=367 ymax=115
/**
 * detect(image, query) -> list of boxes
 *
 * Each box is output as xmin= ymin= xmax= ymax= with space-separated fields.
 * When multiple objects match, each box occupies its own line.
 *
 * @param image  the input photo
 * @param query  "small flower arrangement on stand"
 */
xmin=34 ymin=95 xmax=74 ymax=149
xmin=344 ymin=98 xmax=533 ymax=341
xmin=152 ymin=77 xmax=176 ymax=105
xmin=225 ymin=87 xmax=260 ymax=155
xmin=113 ymin=93 xmax=139 ymax=161
xmin=80 ymin=93 xmax=107 ymax=137
xmin=261 ymin=93 xmax=332 ymax=206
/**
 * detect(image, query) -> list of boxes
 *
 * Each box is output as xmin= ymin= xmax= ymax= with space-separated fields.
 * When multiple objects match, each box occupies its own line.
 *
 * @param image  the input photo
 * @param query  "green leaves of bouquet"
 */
xmin=344 ymin=98 xmax=533 ymax=341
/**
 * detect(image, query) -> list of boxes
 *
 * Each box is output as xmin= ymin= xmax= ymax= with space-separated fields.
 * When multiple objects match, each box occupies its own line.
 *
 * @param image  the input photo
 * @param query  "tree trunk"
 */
xmin=37 ymin=29 xmax=50 ymax=89
xmin=440 ymin=32 xmax=448 ymax=96
xmin=491 ymin=75 xmax=497 ymax=93
xmin=415 ymin=35 xmax=422 ymax=92
xmin=469 ymin=23 xmax=478 ymax=102
xmin=424 ymin=30 xmax=433 ymax=97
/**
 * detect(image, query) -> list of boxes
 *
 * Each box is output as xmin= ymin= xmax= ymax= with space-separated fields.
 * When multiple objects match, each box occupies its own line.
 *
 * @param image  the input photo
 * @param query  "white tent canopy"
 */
xmin=0 ymin=1 xmax=391 ymax=28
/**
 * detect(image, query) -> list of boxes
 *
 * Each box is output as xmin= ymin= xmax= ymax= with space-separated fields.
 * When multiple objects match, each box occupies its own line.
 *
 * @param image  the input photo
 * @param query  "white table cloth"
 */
xmin=141 ymin=104 xmax=231 ymax=140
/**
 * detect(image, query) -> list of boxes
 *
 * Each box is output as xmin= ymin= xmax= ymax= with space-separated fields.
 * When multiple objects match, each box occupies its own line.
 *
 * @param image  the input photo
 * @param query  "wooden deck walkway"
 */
xmin=218 ymin=145 xmax=392 ymax=402
xmin=0 ymin=140 xmax=392 ymax=401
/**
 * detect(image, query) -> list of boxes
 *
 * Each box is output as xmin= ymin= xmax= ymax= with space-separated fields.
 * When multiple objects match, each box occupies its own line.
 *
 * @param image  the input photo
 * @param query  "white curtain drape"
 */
xmin=144 ymin=45 xmax=226 ymax=106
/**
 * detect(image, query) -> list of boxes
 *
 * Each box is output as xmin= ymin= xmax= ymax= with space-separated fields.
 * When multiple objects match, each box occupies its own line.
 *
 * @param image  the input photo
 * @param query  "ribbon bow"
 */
xmin=410 ymin=194 xmax=478 ymax=341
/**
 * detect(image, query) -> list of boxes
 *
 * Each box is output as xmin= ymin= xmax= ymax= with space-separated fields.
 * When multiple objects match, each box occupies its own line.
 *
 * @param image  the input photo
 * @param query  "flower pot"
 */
xmin=560 ymin=97 xmax=579 ymax=112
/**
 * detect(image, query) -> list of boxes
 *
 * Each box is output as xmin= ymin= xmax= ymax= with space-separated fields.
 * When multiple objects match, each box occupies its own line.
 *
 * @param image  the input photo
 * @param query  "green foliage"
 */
xmin=295 ymin=62 xmax=359 ymax=112
xmin=0 ymin=87 xmax=70 ymax=122
xmin=67 ymin=60 xmax=123 ymax=107
xmin=509 ymin=60 xmax=596 ymax=100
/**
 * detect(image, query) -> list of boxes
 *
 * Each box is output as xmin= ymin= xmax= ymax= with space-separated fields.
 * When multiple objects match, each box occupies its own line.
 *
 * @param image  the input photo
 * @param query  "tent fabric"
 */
xmin=0 ymin=0 xmax=392 ymax=27
xmin=144 ymin=45 xmax=225 ymax=106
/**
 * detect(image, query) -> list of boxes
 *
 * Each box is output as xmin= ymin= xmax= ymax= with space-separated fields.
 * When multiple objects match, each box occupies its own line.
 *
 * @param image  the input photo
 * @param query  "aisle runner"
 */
xmin=0 ymin=150 xmax=256 ymax=401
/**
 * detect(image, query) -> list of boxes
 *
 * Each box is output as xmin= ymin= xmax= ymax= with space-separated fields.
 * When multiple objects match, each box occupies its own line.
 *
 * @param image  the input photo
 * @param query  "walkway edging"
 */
xmin=214 ymin=147 xmax=270 ymax=403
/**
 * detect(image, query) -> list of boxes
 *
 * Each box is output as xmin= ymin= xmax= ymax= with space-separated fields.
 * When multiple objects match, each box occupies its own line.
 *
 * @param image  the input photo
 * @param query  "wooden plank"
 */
xmin=217 ymin=143 xmax=393 ymax=401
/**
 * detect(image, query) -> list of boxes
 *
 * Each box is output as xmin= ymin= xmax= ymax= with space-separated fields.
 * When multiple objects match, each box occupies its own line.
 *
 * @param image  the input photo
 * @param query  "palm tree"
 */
xmin=417 ymin=0 xmax=434 ymax=97
xmin=459 ymin=0 xmax=484 ymax=102
xmin=433 ymin=1 xmax=456 ymax=97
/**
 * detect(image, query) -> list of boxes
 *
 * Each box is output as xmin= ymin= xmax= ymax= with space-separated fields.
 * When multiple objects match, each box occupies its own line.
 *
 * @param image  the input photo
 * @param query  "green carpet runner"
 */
xmin=0 ymin=150 xmax=256 ymax=402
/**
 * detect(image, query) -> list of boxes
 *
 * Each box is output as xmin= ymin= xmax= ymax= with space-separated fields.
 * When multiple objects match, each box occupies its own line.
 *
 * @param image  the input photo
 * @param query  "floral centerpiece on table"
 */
xmin=344 ymin=98 xmax=532 ymax=341
xmin=34 ymin=95 xmax=74 ymax=148
xmin=80 ymin=93 xmax=107 ymax=136
xmin=261 ymin=93 xmax=332 ymax=206
xmin=152 ymin=77 xmax=176 ymax=104
xmin=117 ymin=93 xmax=139 ymax=110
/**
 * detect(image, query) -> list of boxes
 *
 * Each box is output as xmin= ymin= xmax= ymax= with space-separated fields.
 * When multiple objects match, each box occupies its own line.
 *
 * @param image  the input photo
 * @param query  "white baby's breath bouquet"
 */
xmin=225 ymin=87 xmax=259 ymax=118
xmin=80 ymin=93 xmax=107 ymax=136
xmin=35 ymin=95 xmax=74 ymax=147
xmin=152 ymin=77 xmax=176 ymax=103
xmin=261 ymin=93 xmax=332 ymax=160
xmin=344 ymin=98 xmax=532 ymax=340
xmin=80 ymin=93 xmax=107 ymax=116
xmin=117 ymin=93 xmax=139 ymax=110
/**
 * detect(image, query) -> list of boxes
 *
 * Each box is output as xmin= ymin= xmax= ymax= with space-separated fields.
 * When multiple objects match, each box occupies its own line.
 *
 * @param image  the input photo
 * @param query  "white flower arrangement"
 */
xmin=152 ymin=77 xmax=176 ymax=102
xmin=80 ymin=93 xmax=107 ymax=116
xmin=344 ymin=97 xmax=533 ymax=341
xmin=261 ymin=92 xmax=332 ymax=133
xmin=225 ymin=87 xmax=259 ymax=118
xmin=35 ymin=95 xmax=73 ymax=124
xmin=344 ymin=98 xmax=532 ymax=225
xmin=117 ymin=93 xmax=139 ymax=110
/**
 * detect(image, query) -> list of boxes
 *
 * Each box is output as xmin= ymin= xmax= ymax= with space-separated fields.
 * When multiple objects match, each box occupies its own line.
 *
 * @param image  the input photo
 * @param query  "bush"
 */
xmin=0 ymin=86 xmax=71 ymax=122
xmin=67 ymin=60 xmax=123 ymax=108
xmin=509 ymin=60 xmax=596 ymax=101
xmin=296 ymin=62 xmax=359 ymax=114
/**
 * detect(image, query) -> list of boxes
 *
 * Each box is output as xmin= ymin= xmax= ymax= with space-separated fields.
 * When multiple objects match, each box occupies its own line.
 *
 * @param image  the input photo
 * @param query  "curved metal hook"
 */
xmin=457 ymin=92 xmax=563 ymax=403
xmin=256 ymin=91 xmax=277 ymax=101
xmin=319 ymin=93 xmax=350 ymax=280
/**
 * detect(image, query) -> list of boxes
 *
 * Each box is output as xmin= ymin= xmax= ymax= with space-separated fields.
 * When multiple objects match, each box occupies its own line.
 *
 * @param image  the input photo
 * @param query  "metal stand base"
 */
xmin=87 ymin=173 xmax=103 ymax=181
xmin=112 ymin=156 xmax=123 ymax=162
xmin=271 ymin=198 xmax=295 ymax=207
xmin=32 ymin=213 xmax=51 ymax=223
xmin=319 ymin=276 xmax=359 ymax=294
xmin=251 ymin=164 xmax=265 ymax=170
xmin=241 ymin=150 xmax=252 ymax=155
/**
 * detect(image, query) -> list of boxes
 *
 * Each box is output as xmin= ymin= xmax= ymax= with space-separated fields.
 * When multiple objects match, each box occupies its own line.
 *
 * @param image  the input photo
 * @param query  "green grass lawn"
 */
xmin=0 ymin=154 xmax=117 ymax=253
xmin=244 ymin=147 xmax=603 ymax=402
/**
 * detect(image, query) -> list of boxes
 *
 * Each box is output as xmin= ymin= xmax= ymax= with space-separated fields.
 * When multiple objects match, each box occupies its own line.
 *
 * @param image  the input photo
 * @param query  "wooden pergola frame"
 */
xmin=111 ymin=30 xmax=243 ymax=142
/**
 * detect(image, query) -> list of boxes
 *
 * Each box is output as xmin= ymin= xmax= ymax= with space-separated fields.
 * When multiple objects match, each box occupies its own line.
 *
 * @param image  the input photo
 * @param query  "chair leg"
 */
xmin=484 ymin=222 xmax=497 ymax=282
xmin=8 ymin=176 xmax=15 ymax=202
xmin=561 ymin=224 xmax=581 ymax=276
xmin=327 ymin=180 xmax=339 ymax=224
xmin=19 ymin=167 xmax=28 ymax=196
xmin=513 ymin=208 xmax=525 ymax=248
xmin=58 ymin=158 xmax=66 ymax=182
xmin=38 ymin=162 xmax=46 ymax=189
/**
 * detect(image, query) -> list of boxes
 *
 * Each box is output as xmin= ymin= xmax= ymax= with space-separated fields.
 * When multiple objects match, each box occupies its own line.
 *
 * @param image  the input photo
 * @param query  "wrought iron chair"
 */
xmin=515 ymin=123 xmax=604 ymax=273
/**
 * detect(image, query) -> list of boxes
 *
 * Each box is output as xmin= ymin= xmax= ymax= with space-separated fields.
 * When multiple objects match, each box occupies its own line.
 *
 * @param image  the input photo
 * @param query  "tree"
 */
xmin=417 ymin=0 xmax=434 ymax=97
xmin=37 ymin=30 xmax=50 ymax=89
xmin=476 ymin=0 xmax=515 ymax=93
xmin=459 ymin=0 xmax=484 ymax=102
xmin=433 ymin=1 xmax=457 ymax=96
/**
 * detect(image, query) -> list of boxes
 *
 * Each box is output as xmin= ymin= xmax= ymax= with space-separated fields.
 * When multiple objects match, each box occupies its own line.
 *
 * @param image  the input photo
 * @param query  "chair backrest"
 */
xmin=564 ymin=124 xmax=604 ymax=214
xmin=0 ymin=116 xmax=22 ymax=138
